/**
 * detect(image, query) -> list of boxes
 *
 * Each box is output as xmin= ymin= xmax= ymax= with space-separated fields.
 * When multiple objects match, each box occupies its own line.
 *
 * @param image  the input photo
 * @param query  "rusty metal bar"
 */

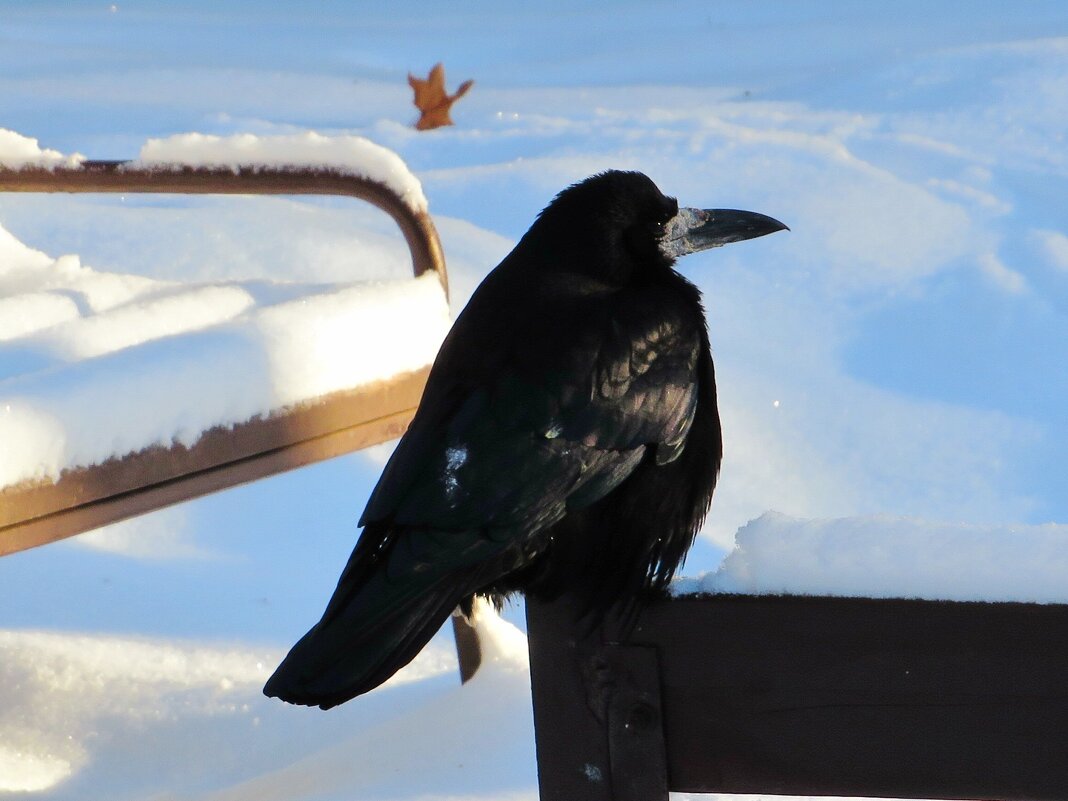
xmin=0 ymin=160 xmax=448 ymax=555
xmin=0 ymin=161 xmax=448 ymax=296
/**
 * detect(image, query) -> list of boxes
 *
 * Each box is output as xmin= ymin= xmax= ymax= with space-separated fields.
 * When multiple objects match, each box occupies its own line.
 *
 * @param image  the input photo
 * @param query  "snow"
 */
xmin=0 ymin=601 xmax=530 ymax=799
xmin=674 ymin=511 xmax=1068 ymax=604
xmin=0 ymin=128 xmax=83 ymax=171
xmin=0 ymin=221 xmax=450 ymax=488
xmin=137 ymin=132 xmax=429 ymax=214
xmin=1 ymin=2 xmax=1067 ymax=800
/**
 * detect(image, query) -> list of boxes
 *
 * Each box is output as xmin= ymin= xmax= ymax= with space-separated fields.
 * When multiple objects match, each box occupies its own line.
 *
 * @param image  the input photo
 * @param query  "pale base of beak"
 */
xmin=660 ymin=207 xmax=788 ymax=259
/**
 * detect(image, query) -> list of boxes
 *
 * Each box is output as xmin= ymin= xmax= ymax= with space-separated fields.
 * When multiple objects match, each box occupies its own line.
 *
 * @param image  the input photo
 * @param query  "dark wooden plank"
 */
xmin=526 ymin=596 xmax=670 ymax=801
xmin=527 ymin=592 xmax=1068 ymax=800
xmin=625 ymin=593 xmax=1068 ymax=800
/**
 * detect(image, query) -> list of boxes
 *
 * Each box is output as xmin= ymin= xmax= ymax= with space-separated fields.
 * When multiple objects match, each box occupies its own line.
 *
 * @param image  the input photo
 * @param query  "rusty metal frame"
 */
xmin=0 ymin=161 xmax=448 ymax=557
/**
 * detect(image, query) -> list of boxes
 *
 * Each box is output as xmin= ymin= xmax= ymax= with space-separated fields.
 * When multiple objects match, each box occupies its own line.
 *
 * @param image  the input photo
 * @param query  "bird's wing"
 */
xmin=360 ymin=279 xmax=703 ymax=538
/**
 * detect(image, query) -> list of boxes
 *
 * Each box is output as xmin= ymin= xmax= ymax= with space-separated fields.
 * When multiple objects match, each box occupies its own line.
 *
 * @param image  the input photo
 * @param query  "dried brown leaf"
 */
xmin=408 ymin=63 xmax=474 ymax=131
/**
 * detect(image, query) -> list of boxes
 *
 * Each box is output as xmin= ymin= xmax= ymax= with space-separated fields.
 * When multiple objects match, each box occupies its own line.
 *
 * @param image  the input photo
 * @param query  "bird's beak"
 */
xmin=660 ymin=207 xmax=788 ymax=259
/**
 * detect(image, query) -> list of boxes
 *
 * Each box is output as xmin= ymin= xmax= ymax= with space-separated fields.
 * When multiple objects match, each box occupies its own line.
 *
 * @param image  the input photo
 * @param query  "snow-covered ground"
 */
xmin=1 ymin=2 xmax=1067 ymax=799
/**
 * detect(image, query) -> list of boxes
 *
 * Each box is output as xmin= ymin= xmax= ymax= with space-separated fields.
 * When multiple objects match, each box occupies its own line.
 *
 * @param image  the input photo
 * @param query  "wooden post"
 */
xmin=526 ymin=594 xmax=669 ymax=801
xmin=527 ymin=592 xmax=1068 ymax=800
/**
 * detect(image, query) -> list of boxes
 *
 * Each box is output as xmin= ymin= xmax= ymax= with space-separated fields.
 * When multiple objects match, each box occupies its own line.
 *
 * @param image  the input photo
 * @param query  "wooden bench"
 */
xmin=0 ymin=160 xmax=447 ymax=556
xmin=527 ymin=590 xmax=1068 ymax=801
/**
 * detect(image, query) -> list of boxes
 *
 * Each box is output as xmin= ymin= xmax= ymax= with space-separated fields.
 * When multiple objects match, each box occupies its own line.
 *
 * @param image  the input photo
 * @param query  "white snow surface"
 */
xmin=137 ymin=132 xmax=429 ymax=213
xmin=0 ymin=128 xmax=84 ymax=170
xmin=0 ymin=216 xmax=450 ymax=489
xmin=0 ymin=601 xmax=532 ymax=799
xmin=2 ymin=3 xmax=1068 ymax=801
xmin=674 ymin=512 xmax=1068 ymax=604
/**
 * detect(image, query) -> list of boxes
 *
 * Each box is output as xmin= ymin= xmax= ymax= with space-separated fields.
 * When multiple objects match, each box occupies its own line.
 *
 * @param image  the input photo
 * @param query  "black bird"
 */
xmin=264 ymin=171 xmax=786 ymax=708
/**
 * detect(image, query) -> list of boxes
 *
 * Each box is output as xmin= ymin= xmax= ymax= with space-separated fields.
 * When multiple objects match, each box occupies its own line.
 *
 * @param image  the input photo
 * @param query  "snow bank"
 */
xmin=136 ymin=132 xmax=428 ymax=213
xmin=183 ymin=602 xmax=534 ymax=801
xmin=0 ymin=629 xmax=277 ymax=792
xmin=0 ymin=604 xmax=530 ymax=799
xmin=0 ymin=221 xmax=451 ymax=490
xmin=674 ymin=511 xmax=1068 ymax=604
xmin=0 ymin=128 xmax=84 ymax=170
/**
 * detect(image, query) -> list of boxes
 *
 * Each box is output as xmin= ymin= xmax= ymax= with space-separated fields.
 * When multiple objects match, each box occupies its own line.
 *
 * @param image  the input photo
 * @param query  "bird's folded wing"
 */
xmin=360 ymin=281 xmax=702 ymax=537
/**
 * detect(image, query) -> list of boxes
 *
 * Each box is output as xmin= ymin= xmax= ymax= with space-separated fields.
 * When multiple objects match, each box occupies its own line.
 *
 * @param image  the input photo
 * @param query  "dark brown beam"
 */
xmin=528 ymin=591 xmax=1068 ymax=801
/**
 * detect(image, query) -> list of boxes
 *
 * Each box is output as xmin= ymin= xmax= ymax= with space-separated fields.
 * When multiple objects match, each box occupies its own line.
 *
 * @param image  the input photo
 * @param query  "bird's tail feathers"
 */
xmin=264 ymin=526 xmax=491 ymax=709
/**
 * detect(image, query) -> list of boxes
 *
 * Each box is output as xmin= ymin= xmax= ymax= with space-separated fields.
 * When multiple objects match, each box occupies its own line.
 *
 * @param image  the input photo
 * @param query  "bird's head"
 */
xmin=522 ymin=170 xmax=787 ymax=284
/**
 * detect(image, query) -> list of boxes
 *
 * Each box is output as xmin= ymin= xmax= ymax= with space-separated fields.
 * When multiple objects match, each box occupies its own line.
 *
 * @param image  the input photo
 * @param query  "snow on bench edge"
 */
xmin=673 ymin=510 xmax=1068 ymax=605
xmin=0 ymin=271 xmax=450 ymax=490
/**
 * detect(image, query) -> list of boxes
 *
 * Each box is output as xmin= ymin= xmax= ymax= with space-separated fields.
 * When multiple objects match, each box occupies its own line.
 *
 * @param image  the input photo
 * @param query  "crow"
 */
xmin=264 ymin=171 xmax=786 ymax=708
